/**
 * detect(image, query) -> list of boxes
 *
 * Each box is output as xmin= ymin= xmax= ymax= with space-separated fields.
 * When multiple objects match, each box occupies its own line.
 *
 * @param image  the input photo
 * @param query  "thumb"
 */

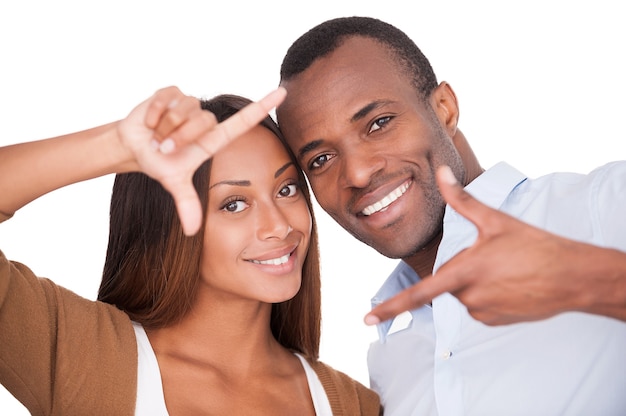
xmin=436 ymin=165 xmax=494 ymax=230
xmin=166 ymin=182 xmax=203 ymax=236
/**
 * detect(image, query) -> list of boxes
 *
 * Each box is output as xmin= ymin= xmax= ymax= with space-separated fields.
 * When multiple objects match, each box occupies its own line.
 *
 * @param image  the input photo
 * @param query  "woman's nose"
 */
xmin=256 ymin=203 xmax=293 ymax=240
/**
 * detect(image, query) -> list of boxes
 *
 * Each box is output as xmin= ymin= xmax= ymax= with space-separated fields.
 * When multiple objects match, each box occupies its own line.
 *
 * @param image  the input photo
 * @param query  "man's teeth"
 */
xmin=251 ymin=253 xmax=290 ymax=265
xmin=362 ymin=182 xmax=410 ymax=216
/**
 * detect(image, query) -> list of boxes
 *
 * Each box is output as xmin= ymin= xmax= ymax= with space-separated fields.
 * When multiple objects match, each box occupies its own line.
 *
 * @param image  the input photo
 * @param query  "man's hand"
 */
xmin=365 ymin=165 xmax=626 ymax=326
xmin=118 ymin=86 xmax=286 ymax=236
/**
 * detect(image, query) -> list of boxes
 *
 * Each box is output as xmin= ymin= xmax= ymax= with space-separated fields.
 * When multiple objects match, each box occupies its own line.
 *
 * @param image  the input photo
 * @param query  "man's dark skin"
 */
xmin=276 ymin=35 xmax=626 ymax=325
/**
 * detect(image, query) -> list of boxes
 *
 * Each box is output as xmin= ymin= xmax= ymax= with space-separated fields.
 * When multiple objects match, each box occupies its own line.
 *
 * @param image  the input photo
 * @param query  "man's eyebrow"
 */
xmin=209 ymin=180 xmax=251 ymax=190
xmin=351 ymin=100 xmax=393 ymax=123
xmin=275 ymin=162 xmax=294 ymax=178
xmin=298 ymin=140 xmax=323 ymax=160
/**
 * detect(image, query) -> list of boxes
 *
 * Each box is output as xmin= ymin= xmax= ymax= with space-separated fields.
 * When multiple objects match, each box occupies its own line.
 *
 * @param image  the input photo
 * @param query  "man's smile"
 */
xmin=361 ymin=179 xmax=412 ymax=216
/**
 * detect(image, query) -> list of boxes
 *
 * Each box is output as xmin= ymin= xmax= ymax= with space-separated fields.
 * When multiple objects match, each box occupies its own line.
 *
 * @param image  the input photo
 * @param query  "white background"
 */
xmin=1 ymin=1 xmax=625 ymax=413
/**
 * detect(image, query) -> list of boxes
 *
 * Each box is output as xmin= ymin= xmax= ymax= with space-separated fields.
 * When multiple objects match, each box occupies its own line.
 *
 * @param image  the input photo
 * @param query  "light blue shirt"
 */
xmin=368 ymin=161 xmax=626 ymax=416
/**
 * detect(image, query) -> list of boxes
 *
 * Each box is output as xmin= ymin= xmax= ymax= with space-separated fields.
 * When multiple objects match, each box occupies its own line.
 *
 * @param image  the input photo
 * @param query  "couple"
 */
xmin=2 ymin=16 xmax=626 ymax=415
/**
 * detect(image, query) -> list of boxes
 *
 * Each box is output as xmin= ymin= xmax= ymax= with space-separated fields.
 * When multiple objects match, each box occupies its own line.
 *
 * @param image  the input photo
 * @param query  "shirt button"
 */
xmin=442 ymin=350 xmax=453 ymax=360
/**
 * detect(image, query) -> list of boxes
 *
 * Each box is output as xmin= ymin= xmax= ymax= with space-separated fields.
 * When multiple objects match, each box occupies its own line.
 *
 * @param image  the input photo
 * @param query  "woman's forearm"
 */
xmin=0 ymin=121 xmax=135 ymax=216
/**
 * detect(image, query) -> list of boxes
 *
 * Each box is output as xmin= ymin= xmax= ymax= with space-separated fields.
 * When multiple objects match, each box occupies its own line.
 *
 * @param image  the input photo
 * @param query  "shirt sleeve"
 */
xmin=590 ymin=161 xmax=626 ymax=251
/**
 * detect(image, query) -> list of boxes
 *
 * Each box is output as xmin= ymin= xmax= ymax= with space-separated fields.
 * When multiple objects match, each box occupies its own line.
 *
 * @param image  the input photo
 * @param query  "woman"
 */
xmin=0 ymin=87 xmax=381 ymax=415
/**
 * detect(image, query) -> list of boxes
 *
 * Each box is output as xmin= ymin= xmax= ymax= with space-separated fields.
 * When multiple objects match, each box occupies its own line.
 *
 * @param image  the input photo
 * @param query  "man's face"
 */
xmin=277 ymin=37 xmax=464 ymax=259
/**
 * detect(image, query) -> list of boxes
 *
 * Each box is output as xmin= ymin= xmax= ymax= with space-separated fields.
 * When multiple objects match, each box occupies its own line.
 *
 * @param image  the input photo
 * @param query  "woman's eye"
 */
xmin=369 ymin=116 xmax=391 ymax=133
xmin=222 ymin=200 xmax=248 ymax=213
xmin=278 ymin=184 xmax=298 ymax=198
xmin=310 ymin=154 xmax=333 ymax=170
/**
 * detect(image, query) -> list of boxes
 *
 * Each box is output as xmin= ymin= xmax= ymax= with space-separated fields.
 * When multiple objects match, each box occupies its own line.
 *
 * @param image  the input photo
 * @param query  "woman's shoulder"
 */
xmin=302 ymin=356 xmax=382 ymax=416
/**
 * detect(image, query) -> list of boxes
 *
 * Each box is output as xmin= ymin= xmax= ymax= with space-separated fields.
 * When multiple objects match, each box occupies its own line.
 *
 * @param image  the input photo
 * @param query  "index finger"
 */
xmin=197 ymin=87 xmax=287 ymax=156
xmin=364 ymin=271 xmax=458 ymax=325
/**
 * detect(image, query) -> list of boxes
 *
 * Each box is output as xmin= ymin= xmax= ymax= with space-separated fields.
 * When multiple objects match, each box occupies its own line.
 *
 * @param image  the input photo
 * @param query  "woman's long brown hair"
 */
xmin=98 ymin=94 xmax=321 ymax=358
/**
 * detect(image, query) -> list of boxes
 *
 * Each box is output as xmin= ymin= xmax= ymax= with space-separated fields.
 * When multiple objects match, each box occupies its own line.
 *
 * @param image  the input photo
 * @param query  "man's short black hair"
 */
xmin=280 ymin=16 xmax=439 ymax=100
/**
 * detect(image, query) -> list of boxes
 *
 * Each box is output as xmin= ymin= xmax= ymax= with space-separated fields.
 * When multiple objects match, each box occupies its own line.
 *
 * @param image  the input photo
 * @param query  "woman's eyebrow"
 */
xmin=275 ymin=162 xmax=294 ymax=178
xmin=209 ymin=162 xmax=294 ymax=189
xmin=209 ymin=180 xmax=251 ymax=190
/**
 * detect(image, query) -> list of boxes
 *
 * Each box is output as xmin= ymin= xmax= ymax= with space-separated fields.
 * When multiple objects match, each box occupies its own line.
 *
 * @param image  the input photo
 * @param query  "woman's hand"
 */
xmin=117 ymin=86 xmax=287 ymax=235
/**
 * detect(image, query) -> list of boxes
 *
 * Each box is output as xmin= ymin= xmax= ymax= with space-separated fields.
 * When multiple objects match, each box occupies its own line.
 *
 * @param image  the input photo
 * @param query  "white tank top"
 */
xmin=132 ymin=322 xmax=332 ymax=415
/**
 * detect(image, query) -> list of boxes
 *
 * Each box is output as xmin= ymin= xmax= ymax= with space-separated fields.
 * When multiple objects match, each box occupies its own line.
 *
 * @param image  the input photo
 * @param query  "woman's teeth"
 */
xmin=362 ymin=181 xmax=410 ymax=216
xmin=250 ymin=253 xmax=290 ymax=265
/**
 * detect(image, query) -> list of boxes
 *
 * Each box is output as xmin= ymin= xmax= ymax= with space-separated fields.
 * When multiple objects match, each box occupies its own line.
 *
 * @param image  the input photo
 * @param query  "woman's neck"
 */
xmin=146 ymin=297 xmax=286 ymax=375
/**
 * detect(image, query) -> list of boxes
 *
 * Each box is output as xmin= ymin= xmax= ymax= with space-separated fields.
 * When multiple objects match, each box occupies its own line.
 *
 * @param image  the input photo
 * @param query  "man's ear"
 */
xmin=430 ymin=81 xmax=459 ymax=137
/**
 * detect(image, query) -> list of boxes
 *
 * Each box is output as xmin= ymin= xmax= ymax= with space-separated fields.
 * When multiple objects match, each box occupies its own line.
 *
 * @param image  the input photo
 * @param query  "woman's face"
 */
xmin=200 ymin=125 xmax=311 ymax=304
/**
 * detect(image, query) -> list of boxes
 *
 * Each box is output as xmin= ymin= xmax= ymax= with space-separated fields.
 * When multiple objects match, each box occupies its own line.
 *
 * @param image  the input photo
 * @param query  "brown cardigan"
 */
xmin=0 ymin=242 xmax=380 ymax=415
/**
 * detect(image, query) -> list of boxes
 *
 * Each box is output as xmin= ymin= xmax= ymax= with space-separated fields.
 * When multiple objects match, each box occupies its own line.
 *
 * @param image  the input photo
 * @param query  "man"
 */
xmin=275 ymin=16 xmax=626 ymax=415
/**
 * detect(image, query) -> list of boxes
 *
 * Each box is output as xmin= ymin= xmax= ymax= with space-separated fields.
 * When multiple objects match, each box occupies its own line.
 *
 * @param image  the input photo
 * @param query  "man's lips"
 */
xmin=360 ymin=179 xmax=412 ymax=216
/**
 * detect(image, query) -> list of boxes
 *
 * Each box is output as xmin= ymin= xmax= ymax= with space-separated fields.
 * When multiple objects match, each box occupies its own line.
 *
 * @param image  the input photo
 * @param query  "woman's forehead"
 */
xmin=209 ymin=126 xmax=293 ymax=184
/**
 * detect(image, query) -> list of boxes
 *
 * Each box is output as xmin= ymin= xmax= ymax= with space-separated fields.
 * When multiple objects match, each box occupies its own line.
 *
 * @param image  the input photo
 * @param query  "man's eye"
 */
xmin=278 ymin=184 xmax=298 ymax=198
xmin=222 ymin=200 xmax=248 ymax=213
xmin=310 ymin=154 xmax=333 ymax=170
xmin=369 ymin=116 xmax=392 ymax=133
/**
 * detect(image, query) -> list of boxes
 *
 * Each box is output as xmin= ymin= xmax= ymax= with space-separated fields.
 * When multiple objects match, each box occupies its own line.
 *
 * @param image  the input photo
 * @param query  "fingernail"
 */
xmin=168 ymin=99 xmax=179 ymax=109
xmin=159 ymin=138 xmax=176 ymax=154
xmin=150 ymin=139 xmax=160 ymax=151
xmin=440 ymin=165 xmax=457 ymax=185
xmin=364 ymin=314 xmax=381 ymax=325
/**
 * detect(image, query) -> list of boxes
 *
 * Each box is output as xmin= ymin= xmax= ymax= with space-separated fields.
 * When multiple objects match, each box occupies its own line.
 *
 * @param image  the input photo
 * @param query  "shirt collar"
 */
xmin=370 ymin=260 xmax=421 ymax=342
xmin=463 ymin=162 xmax=527 ymax=210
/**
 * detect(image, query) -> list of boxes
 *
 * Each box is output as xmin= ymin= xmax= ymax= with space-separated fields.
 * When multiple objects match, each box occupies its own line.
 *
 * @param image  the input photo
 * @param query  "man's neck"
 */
xmin=402 ymin=231 xmax=443 ymax=278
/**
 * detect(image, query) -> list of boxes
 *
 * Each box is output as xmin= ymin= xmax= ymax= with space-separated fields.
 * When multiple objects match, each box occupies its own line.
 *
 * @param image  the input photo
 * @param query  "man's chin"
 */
xmin=362 ymin=230 xmax=433 ymax=259
xmin=343 ymin=226 xmax=419 ymax=258
xmin=364 ymin=239 xmax=420 ymax=260
xmin=376 ymin=247 xmax=419 ymax=260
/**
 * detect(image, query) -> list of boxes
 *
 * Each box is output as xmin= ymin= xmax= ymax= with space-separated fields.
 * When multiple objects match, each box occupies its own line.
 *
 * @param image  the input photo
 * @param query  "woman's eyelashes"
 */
xmin=220 ymin=196 xmax=249 ymax=213
xmin=218 ymin=180 xmax=302 ymax=213
xmin=277 ymin=182 xmax=299 ymax=198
